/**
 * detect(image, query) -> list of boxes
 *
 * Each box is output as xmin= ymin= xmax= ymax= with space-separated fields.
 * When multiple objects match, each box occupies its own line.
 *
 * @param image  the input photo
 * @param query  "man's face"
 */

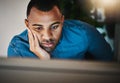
xmin=25 ymin=6 xmax=64 ymax=52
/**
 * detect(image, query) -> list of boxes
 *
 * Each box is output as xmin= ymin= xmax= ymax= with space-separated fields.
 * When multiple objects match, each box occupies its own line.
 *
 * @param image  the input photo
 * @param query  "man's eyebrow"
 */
xmin=32 ymin=24 xmax=42 ymax=26
xmin=32 ymin=22 xmax=61 ymax=26
xmin=51 ymin=22 xmax=61 ymax=26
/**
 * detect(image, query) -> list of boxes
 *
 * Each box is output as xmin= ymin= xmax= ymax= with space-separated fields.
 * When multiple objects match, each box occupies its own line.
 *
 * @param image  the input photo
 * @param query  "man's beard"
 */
xmin=41 ymin=46 xmax=53 ymax=53
xmin=39 ymin=39 xmax=56 ymax=53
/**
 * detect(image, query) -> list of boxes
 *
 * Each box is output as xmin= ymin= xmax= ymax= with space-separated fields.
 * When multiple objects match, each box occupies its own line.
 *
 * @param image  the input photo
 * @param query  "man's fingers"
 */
xmin=33 ymin=33 xmax=39 ymax=47
xmin=28 ymin=29 xmax=35 ymax=50
xmin=28 ymin=29 xmax=33 ymax=44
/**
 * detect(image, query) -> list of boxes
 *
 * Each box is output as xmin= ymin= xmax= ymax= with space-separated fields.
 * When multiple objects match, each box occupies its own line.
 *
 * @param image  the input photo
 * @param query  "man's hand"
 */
xmin=28 ymin=29 xmax=50 ymax=60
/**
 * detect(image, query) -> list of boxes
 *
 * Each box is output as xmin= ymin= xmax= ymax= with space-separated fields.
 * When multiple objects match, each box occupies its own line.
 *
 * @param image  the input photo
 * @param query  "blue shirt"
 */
xmin=8 ymin=20 xmax=113 ymax=61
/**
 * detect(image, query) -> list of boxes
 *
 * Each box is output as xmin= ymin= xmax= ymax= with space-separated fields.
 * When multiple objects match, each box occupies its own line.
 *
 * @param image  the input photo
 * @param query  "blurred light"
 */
xmin=100 ymin=0 xmax=117 ymax=7
xmin=91 ymin=0 xmax=118 ymax=8
xmin=91 ymin=0 xmax=119 ymax=15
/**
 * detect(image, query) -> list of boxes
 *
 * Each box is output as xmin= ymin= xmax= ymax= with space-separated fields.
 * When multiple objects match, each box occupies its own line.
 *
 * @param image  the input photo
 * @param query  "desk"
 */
xmin=0 ymin=58 xmax=120 ymax=83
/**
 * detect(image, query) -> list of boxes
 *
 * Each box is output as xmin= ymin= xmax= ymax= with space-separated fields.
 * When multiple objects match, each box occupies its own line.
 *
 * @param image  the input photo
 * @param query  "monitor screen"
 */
xmin=0 ymin=58 xmax=120 ymax=83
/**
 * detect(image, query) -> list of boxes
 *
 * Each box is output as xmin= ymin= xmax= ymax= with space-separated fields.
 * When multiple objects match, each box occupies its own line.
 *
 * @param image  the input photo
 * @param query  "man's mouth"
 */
xmin=42 ymin=43 xmax=54 ymax=48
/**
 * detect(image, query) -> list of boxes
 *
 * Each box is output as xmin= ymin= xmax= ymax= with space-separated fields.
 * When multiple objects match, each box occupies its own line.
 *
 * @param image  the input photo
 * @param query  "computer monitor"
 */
xmin=0 ymin=58 xmax=120 ymax=83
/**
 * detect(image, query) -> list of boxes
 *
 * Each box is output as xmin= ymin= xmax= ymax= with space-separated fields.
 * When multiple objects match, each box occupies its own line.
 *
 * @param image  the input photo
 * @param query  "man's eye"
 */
xmin=35 ymin=27 xmax=43 ymax=31
xmin=51 ymin=25 xmax=59 ymax=30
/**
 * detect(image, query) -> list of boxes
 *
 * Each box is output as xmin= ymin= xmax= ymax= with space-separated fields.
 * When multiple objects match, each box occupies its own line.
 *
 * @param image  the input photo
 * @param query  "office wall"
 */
xmin=0 ymin=0 xmax=29 ymax=57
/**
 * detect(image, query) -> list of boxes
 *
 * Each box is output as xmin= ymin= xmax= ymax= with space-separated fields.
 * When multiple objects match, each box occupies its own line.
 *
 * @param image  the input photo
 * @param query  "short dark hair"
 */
xmin=26 ymin=0 xmax=61 ymax=17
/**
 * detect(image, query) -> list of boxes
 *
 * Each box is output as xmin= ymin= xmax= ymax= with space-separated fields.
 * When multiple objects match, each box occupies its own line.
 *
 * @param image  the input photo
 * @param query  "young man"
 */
xmin=8 ymin=0 xmax=113 ymax=61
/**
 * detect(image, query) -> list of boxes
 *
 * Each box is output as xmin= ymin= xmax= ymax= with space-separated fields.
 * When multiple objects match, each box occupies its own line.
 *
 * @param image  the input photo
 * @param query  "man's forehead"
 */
xmin=32 ymin=21 xmax=61 ymax=27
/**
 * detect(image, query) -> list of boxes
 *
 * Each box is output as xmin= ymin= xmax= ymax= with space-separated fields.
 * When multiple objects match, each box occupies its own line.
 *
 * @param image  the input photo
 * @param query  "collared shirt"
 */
xmin=8 ymin=20 xmax=113 ymax=61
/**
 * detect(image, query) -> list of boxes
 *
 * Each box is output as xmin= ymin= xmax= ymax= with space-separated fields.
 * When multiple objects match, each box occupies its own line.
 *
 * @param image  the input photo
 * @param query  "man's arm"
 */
xmin=7 ymin=43 xmax=21 ymax=57
xmin=86 ymin=25 xmax=113 ymax=61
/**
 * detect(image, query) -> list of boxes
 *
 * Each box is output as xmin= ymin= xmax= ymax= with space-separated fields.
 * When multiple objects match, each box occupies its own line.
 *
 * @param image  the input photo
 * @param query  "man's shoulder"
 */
xmin=62 ymin=20 xmax=100 ymax=41
xmin=10 ymin=30 xmax=28 ymax=44
xmin=64 ymin=20 xmax=83 ymax=27
xmin=64 ymin=19 xmax=89 ymax=25
xmin=60 ymin=20 xmax=90 ymax=44
xmin=63 ymin=20 xmax=93 ymax=30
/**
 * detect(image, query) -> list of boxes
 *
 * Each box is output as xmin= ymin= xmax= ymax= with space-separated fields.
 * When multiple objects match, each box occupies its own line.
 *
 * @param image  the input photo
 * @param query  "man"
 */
xmin=8 ymin=0 xmax=113 ymax=61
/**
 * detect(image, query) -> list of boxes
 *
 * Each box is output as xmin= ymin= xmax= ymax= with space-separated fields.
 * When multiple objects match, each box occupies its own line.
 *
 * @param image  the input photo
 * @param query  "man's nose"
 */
xmin=41 ymin=30 xmax=52 ymax=40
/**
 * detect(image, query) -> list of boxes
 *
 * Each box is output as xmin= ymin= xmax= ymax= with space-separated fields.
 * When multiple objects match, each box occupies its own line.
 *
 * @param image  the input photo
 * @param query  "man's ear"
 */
xmin=61 ymin=15 xmax=64 ymax=23
xmin=25 ymin=19 xmax=29 ymax=28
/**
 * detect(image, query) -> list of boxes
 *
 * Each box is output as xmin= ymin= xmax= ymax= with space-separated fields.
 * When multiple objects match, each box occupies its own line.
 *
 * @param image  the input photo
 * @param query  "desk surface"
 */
xmin=0 ymin=58 xmax=120 ymax=83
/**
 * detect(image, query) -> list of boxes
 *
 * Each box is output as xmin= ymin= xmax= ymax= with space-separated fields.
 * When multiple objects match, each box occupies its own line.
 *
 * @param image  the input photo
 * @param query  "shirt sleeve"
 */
xmin=85 ymin=24 xmax=113 ymax=61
